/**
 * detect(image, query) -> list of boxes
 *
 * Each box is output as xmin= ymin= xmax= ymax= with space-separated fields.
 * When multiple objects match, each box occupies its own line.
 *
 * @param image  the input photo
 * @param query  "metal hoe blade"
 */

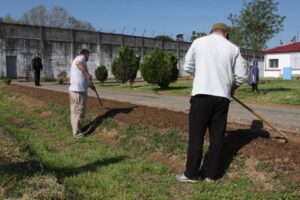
xmin=232 ymin=96 xmax=288 ymax=143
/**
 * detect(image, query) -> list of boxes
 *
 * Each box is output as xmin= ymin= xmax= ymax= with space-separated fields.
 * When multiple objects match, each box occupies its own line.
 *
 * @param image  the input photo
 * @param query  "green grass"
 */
xmin=97 ymin=80 xmax=193 ymax=96
xmin=0 ymin=88 xmax=180 ymax=199
xmin=235 ymin=79 xmax=300 ymax=105
xmin=97 ymin=79 xmax=300 ymax=106
xmin=0 ymin=84 xmax=298 ymax=199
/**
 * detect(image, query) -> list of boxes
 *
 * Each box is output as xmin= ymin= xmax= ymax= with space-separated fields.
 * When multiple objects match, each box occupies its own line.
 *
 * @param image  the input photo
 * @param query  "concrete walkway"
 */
xmin=12 ymin=81 xmax=300 ymax=133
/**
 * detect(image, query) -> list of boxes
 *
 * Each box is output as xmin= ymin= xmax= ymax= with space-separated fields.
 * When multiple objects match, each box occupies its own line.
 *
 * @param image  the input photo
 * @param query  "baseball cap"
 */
xmin=210 ymin=23 xmax=229 ymax=33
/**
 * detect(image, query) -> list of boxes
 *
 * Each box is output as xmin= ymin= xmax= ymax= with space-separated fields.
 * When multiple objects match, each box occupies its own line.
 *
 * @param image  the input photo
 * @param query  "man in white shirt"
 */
xmin=69 ymin=49 xmax=95 ymax=138
xmin=176 ymin=23 xmax=247 ymax=182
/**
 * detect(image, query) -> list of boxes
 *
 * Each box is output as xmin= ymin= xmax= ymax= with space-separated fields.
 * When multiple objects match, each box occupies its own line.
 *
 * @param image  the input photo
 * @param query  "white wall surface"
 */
xmin=264 ymin=53 xmax=290 ymax=77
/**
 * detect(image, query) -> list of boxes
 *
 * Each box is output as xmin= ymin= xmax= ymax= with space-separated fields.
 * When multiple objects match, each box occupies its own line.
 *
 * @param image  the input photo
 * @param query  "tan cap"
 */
xmin=210 ymin=23 xmax=229 ymax=33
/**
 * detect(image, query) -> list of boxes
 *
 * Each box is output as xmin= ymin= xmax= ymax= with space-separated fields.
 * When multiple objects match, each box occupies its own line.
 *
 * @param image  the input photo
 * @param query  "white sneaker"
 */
xmin=204 ymin=177 xmax=215 ymax=183
xmin=73 ymin=133 xmax=85 ymax=139
xmin=176 ymin=174 xmax=198 ymax=183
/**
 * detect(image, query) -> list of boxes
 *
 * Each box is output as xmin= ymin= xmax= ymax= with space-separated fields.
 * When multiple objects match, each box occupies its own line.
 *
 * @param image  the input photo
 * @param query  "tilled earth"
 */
xmin=9 ymin=84 xmax=300 ymax=182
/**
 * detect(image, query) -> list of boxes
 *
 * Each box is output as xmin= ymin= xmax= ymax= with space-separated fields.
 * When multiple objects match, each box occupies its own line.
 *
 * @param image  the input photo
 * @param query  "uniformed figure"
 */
xmin=32 ymin=52 xmax=43 ymax=86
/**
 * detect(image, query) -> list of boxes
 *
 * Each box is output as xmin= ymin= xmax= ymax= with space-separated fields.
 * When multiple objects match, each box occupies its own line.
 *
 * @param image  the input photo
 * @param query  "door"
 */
xmin=6 ymin=56 xmax=17 ymax=79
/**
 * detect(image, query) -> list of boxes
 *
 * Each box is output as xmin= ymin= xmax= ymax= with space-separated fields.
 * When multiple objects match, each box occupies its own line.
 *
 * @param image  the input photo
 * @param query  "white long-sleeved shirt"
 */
xmin=69 ymin=55 xmax=89 ymax=92
xmin=184 ymin=33 xmax=247 ymax=99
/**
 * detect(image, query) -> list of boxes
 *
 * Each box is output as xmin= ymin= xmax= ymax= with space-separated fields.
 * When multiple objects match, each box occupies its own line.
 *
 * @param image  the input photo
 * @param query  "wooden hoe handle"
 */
xmin=232 ymin=96 xmax=288 ymax=142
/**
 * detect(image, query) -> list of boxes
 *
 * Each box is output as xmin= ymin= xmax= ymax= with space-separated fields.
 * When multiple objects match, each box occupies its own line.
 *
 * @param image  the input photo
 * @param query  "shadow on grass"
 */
xmin=241 ymin=87 xmax=293 ymax=94
xmin=218 ymin=127 xmax=269 ymax=178
xmin=82 ymin=107 xmax=136 ymax=136
xmin=0 ymin=158 xmax=43 ymax=178
xmin=152 ymin=86 xmax=190 ymax=91
xmin=199 ymin=123 xmax=270 ymax=179
xmin=54 ymin=156 xmax=127 ymax=179
xmin=260 ymin=88 xmax=293 ymax=93
xmin=0 ymin=155 xmax=127 ymax=183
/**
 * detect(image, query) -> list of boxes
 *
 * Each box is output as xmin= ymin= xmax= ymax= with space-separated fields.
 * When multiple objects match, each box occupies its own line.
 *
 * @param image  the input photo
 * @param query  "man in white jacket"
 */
xmin=176 ymin=23 xmax=247 ymax=182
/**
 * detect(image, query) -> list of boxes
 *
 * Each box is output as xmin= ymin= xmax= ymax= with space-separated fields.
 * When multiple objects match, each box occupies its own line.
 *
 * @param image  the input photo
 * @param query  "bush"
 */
xmin=141 ymin=48 xmax=178 ymax=89
xmin=4 ymin=78 xmax=12 ymax=85
xmin=112 ymin=47 xmax=140 ymax=86
xmin=154 ymin=35 xmax=174 ymax=41
xmin=95 ymin=65 xmax=108 ymax=84
xmin=57 ymin=70 xmax=68 ymax=85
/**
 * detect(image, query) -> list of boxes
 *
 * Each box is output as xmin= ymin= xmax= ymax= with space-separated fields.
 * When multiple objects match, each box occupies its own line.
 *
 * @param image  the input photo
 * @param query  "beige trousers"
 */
xmin=69 ymin=91 xmax=87 ymax=135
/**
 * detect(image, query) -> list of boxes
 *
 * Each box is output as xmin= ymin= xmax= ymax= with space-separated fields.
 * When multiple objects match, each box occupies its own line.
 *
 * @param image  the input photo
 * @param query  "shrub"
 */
xmin=95 ymin=65 xmax=108 ymax=84
xmin=57 ymin=70 xmax=68 ymax=85
xmin=154 ymin=35 xmax=174 ymax=41
xmin=112 ymin=46 xmax=140 ymax=86
xmin=141 ymin=48 xmax=178 ymax=89
xmin=4 ymin=77 xmax=12 ymax=85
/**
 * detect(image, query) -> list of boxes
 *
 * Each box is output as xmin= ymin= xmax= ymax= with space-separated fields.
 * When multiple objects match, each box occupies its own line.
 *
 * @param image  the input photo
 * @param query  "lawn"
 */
xmin=0 ymin=83 xmax=298 ymax=199
xmin=97 ymin=79 xmax=300 ymax=106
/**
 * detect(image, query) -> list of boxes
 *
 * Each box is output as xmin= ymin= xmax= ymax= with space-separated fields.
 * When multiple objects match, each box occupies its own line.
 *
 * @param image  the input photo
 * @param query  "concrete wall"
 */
xmin=0 ymin=22 xmax=261 ymax=80
xmin=0 ymin=22 xmax=191 ymax=79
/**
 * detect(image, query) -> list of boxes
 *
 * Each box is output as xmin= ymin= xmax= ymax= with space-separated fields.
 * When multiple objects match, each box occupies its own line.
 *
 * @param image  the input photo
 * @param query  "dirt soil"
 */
xmin=9 ymin=84 xmax=300 ymax=182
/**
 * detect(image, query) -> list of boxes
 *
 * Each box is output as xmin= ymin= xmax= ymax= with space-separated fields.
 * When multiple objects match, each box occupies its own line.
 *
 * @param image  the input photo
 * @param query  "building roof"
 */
xmin=263 ymin=42 xmax=300 ymax=54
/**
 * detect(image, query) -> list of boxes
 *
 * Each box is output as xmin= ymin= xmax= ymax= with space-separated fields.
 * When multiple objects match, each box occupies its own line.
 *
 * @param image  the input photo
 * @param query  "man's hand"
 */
xmin=231 ymin=84 xmax=238 ymax=97
xmin=87 ymin=74 xmax=93 ymax=81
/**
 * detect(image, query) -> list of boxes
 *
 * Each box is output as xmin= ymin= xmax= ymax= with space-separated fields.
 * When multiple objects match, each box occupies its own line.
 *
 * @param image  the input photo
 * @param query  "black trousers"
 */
xmin=184 ymin=94 xmax=229 ymax=179
xmin=251 ymin=84 xmax=259 ymax=92
xmin=34 ymin=69 xmax=41 ymax=86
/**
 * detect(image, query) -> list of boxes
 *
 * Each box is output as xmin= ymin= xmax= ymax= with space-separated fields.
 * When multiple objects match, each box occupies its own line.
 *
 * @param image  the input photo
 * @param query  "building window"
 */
xmin=269 ymin=59 xmax=279 ymax=68
xmin=291 ymin=53 xmax=300 ymax=69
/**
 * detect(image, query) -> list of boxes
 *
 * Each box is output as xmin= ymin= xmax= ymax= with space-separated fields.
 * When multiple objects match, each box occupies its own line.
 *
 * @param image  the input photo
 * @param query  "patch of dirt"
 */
xmin=39 ymin=111 xmax=53 ymax=119
xmin=6 ymin=93 xmax=46 ymax=113
xmin=95 ymin=128 xmax=119 ymax=146
xmin=9 ymin=85 xmax=189 ymax=132
xmin=148 ymin=152 xmax=184 ymax=173
xmin=0 ymin=128 xmax=25 ymax=164
xmin=244 ymin=157 xmax=275 ymax=190
xmin=7 ymin=84 xmax=300 ymax=183
xmin=245 ymin=157 xmax=267 ymax=182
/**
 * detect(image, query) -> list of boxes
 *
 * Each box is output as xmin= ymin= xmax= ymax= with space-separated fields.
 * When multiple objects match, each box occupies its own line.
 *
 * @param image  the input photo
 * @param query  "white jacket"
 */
xmin=184 ymin=33 xmax=247 ymax=99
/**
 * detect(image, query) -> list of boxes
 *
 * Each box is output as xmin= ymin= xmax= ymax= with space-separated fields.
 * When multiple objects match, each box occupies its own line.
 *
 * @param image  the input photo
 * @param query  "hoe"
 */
xmin=233 ymin=96 xmax=288 ymax=143
xmin=90 ymin=81 xmax=110 ymax=110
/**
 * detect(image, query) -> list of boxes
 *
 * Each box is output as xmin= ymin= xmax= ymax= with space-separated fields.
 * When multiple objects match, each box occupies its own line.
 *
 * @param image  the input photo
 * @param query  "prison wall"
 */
xmin=0 ymin=23 xmax=190 ymax=80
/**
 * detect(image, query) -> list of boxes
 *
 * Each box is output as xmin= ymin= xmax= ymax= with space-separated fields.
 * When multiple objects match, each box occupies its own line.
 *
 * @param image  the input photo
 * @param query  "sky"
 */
xmin=0 ymin=0 xmax=299 ymax=48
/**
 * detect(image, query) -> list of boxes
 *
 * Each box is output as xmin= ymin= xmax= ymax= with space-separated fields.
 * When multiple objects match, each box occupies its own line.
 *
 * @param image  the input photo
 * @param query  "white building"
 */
xmin=263 ymin=42 xmax=300 ymax=78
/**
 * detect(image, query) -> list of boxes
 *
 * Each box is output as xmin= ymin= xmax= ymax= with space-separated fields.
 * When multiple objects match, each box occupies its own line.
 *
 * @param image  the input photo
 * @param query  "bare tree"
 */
xmin=68 ymin=16 xmax=95 ymax=31
xmin=2 ymin=14 xmax=16 ymax=23
xmin=19 ymin=5 xmax=49 ymax=26
xmin=49 ymin=6 xmax=69 ymax=28
xmin=4 ymin=4 xmax=96 ymax=31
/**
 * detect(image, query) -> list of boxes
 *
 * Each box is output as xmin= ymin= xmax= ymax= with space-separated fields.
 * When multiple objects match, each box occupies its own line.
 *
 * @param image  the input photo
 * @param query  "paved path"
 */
xmin=12 ymin=81 xmax=300 ymax=133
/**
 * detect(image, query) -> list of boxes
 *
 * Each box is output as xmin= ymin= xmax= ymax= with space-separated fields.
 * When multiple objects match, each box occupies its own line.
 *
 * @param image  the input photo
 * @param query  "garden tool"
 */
xmin=90 ymin=81 xmax=110 ymax=110
xmin=232 ymin=96 xmax=288 ymax=143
